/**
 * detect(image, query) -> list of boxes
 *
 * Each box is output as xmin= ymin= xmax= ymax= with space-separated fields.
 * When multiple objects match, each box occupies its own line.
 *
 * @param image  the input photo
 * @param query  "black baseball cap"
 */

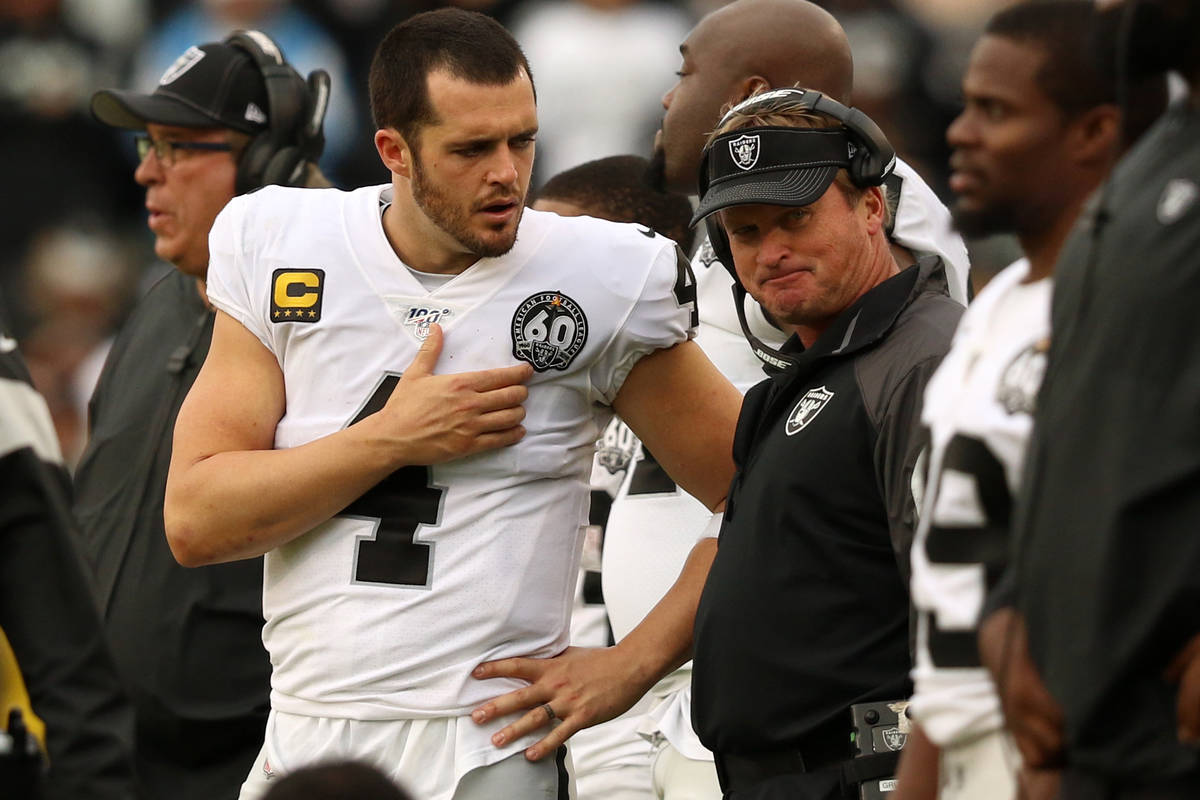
xmin=691 ymin=127 xmax=852 ymax=225
xmin=91 ymin=42 xmax=270 ymax=133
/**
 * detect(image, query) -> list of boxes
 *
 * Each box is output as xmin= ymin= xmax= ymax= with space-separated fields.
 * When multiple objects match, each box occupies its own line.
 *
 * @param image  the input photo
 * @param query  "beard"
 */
xmin=950 ymin=199 xmax=1021 ymax=240
xmin=645 ymin=145 xmax=668 ymax=193
xmin=411 ymin=157 xmax=522 ymax=259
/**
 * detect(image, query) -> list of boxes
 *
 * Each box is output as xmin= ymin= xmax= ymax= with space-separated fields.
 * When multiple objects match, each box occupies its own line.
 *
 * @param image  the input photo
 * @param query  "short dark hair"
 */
xmin=369 ymin=8 xmax=535 ymax=146
xmin=535 ymin=155 xmax=698 ymax=252
xmin=986 ymin=0 xmax=1165 ymax=144
xmin=986 ymin=1 xmax=1112 ymax=116
xmin=261 ymin=761 xmax=413 ymax=800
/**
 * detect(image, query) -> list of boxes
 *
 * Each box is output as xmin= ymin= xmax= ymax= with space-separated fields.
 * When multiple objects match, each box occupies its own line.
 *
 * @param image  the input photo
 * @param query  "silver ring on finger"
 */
xmin=541 ymin=703 xmax=557 ymax=723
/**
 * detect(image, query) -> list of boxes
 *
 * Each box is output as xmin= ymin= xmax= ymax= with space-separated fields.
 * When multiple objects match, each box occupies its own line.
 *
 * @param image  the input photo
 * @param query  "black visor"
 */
xmin=692 ymin=127 xmax=853 ymax=224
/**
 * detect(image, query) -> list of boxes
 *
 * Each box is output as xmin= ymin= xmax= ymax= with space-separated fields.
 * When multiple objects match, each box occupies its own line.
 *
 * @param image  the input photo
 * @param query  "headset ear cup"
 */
xmin=261 ymin=145 xmax=305 ymax=188
xmin=842 ymin=106 xmax=894 ymax=186
xmin=236 ymin=135 xmax=273 ymax=194
xmin=225 ymin=30 xmax=316 ymax=194
xmin=847 ymin=137 xmax=882 ymax=186
xmin=847 ymin=140 xmax=869 ymax=187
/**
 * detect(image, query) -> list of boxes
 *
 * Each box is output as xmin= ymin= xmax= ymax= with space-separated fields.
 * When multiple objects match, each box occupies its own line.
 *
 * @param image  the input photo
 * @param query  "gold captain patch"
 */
xmin=271 ymin=269 xmax=324 ymax=323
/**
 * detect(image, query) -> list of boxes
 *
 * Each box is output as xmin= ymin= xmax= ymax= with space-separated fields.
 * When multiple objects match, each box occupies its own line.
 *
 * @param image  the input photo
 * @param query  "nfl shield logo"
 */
xmin=729 ymin=134 xmax=760 ymax=170
xmin=786 ymin=386 xmax=834 ymax=436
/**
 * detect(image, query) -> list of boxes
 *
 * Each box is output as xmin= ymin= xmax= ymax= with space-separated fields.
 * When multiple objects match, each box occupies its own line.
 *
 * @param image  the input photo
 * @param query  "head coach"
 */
xmin=688 ymin=88 xmax=962 ymax=800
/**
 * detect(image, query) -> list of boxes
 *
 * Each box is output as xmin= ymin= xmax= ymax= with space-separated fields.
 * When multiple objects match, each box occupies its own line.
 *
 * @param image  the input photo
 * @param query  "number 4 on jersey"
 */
xmin=673 ymin=248 xmax=699 ymax=329
xmin=339 ymin=374 xmax=446 ymax=587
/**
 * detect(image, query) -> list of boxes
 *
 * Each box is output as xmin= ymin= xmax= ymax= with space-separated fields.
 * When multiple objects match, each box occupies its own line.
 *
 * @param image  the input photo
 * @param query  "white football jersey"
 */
xmin=909 ymin=259 xmax=1050 ymax=746
xmin=599 ymin=157 xmax=969 ymax=759
xmin=204 ymin=184 xmax=695 ymax=720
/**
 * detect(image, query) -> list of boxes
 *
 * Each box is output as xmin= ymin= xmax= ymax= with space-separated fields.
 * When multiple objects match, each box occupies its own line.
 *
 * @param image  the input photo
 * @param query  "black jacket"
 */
xmin=693 ymin=257 xmax=962 ymax=754
xmin=0 ymin=310 xmax=138 ymax=800
xmin=1012 ymin=101 xmax=1200 ymax=780
xmin=73 ymin=270 xmax=269 ymax=799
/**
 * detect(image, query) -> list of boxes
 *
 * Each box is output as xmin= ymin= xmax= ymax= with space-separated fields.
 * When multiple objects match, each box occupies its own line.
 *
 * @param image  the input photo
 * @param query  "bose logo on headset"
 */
xmin=223 ymin=29 xmax=331 ymax=194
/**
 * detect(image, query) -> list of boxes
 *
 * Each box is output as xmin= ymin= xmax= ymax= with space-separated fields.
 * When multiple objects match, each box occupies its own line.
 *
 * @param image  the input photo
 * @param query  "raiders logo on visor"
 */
xmin=729 ymin=134 xmax=760 ymax=170
xmin=691 ymin=128 xmax=852 ymax=225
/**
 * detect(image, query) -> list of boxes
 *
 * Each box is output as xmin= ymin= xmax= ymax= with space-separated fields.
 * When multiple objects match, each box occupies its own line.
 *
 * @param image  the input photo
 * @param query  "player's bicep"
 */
xmin=171 ymin=310 xmax=284 ymax=470
xmin=613 ymin=339 xmax=741 ymax=511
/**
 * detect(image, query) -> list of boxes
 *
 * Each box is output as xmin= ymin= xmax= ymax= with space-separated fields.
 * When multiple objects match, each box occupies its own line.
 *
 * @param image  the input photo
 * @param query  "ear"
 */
xmin=730 ymin=75 xmax=771 ymax=106
xmin=1068 ymin=104 xmax=1121 ymax=167
xmin=375 ymin=128 xmax=413 ymax=178
xmin=860 ymin=184 xmax=887 ymax=236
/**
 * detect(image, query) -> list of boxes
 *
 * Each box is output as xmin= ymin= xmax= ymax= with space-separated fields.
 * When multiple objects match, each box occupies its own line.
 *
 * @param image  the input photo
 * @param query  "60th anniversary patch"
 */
xmin=511 ymin=291 xmax=588 ymax=372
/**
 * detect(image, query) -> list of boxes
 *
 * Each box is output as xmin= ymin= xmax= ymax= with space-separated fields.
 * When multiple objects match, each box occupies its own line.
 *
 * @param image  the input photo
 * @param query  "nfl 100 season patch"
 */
xmin=386 ymin=298 xmax=466 ymax=343
xmin=271 ymin=268 xmax=324 ymax=323
xmin=786 ymin=386 xmax=835 ymax=436
xmin=511 ymin=291 xmax=588 ymax=372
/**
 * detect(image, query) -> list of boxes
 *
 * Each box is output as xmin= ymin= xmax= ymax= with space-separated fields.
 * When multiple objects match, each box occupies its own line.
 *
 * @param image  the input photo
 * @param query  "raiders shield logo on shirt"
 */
xmin=511 ymin=291 xmax=588 ymax=372
xmin=996 ymin=339 xmax=1048 ymax=415
xmin=786 ymin=386 xmax=835 ymax=436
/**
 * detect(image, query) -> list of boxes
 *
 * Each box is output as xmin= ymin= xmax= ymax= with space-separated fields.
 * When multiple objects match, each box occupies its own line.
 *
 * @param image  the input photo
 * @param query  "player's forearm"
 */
xmin=612 ymin=536 xmax=717 ymax=691
xmin=164 ymin=420 xmax=402 ymax=566
xmin=892 ymin=723 xmax=939 ymax=800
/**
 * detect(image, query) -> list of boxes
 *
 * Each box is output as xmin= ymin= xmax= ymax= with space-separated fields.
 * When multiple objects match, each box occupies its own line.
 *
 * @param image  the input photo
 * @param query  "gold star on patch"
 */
xmin=308 ymin=310 xmax=317 ymax=318
xmin=273 ymin=310 xmax=280 ymax=318
xmin=284 ymin=309 xmax=292 ymax=317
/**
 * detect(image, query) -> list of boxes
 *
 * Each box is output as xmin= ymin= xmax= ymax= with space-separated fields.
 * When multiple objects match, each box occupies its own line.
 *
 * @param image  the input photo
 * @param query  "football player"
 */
xmin=895 ymin=3 xmax=1165 ymax=799
xmin=164 ymin=11 xmax=741 ymax=800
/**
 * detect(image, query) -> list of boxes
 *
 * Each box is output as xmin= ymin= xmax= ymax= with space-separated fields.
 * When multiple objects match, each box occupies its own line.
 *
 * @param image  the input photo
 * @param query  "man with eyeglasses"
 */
xmin=72 ymin=36 xmax=330 ymax=800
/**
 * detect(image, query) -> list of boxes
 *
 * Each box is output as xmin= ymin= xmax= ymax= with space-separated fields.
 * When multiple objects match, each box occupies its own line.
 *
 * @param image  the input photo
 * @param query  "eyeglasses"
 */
xmin=135 ymin=134 xmax=233 ymax=167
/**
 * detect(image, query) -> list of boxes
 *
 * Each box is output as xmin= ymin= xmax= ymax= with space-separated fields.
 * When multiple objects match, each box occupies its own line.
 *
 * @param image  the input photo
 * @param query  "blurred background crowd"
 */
xmin=2 ymin=0 xmax=1019 ymax=467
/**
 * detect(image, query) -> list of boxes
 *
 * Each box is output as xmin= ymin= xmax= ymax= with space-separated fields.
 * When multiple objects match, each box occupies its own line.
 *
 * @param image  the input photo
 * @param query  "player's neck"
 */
xmin=381 ymin=191 xmax=477 ymax=276
xmin=1020 ymin=196 xmax=1086 ymax=283
xmin=195 ymin=277 xmax=214 ymax=311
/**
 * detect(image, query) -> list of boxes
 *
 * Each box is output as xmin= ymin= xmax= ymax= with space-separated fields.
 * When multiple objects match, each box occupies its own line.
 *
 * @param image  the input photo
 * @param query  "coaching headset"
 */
xmin=692 ymin=88 xmax=895 ymax=369
xmin=224 ymin=30 xmax=331 ymax=195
